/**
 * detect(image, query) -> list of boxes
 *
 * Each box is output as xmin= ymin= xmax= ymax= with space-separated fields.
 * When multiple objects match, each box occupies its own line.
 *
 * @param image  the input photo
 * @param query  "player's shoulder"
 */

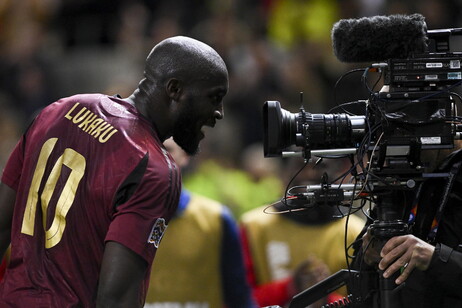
xmin=141 ymin=144 xmax=180 ymax=187
xmin=39 ymin=93 xmax=112 ymax=119
xmin=54 ymin=93 xmax=106 ymax=106
xmin=52 ymin=94 xmax=133 ymax=116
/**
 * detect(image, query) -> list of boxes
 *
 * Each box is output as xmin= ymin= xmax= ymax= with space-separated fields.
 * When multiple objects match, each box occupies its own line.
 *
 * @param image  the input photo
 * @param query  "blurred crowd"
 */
xmin=1 ymin=0 xmax=462 ymax=216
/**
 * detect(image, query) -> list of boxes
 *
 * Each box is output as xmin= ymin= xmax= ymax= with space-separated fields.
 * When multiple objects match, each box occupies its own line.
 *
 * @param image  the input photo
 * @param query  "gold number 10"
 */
xmin=21 ymin=138 xmax=86 ymax=248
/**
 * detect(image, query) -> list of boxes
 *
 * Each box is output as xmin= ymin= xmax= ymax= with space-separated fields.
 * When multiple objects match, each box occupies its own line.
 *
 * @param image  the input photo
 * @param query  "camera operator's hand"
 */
xmin=379 ymin=235 xmax=435 ymax=284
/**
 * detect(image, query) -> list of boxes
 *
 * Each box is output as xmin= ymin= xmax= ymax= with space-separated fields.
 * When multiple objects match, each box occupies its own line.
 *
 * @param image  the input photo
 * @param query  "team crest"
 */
xmin=148 ymin=218 xmax=168 ymax=248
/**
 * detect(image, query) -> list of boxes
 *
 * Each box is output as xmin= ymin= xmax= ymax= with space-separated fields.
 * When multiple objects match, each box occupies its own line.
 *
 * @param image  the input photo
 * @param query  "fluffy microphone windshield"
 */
xmin=331 ymin=14 xmax=428 ymax=62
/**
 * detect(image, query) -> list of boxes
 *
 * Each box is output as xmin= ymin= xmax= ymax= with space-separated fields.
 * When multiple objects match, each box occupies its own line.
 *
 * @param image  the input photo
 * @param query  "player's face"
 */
xmin=172 ymin=75 xmax=228 ymax=155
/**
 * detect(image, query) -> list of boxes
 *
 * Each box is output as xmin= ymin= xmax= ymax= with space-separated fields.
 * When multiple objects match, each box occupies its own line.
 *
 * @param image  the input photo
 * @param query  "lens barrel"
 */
xmin=263 ymin=101 xmax=365 ymax=157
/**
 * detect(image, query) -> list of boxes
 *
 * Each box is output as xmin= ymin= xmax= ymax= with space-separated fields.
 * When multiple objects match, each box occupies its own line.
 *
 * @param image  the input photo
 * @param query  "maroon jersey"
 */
xmin=0 ymin=94 xmax=181 ymax=307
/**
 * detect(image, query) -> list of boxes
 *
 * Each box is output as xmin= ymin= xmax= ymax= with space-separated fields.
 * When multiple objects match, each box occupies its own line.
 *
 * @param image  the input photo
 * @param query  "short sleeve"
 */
xmin=105 ymin=152 xmax=180 ymax=265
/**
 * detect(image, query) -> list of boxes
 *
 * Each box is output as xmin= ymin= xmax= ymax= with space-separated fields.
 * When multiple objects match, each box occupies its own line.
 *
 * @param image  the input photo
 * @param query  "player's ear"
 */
xmin=166 ymin=78 xmax=182 ymax=101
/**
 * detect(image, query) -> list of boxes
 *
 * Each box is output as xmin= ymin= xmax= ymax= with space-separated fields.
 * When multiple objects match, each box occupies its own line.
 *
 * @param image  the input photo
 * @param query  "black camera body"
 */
xmin=264 ymin=28 xmax=462 ymax=176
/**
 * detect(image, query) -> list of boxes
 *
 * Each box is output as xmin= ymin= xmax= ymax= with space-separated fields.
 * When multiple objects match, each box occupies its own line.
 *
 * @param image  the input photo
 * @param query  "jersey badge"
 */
xmin=148 ymin=218 xmax=168 ymax=248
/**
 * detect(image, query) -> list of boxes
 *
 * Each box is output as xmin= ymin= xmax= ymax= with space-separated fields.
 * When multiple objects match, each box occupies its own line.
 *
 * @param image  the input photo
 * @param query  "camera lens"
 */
xmin=263 ymin=101 xmax=365 ymax=157
xmin=263 ymin=101 xmax=297 ymax=157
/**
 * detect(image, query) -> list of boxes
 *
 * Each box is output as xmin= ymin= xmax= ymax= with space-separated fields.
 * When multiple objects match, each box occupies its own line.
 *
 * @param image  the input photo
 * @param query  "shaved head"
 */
xmin=129 ymin=36 xmax=229 ymax=155
xmin=144 ymin=36 xmax=227 ymax=85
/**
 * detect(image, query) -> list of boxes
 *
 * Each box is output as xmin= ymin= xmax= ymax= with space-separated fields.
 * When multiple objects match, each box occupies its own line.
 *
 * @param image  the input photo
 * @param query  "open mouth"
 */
xmin=200 ymin=124 xmax=215 ymax=140
xmin=198 ymin=119 xmax=217 ymax=140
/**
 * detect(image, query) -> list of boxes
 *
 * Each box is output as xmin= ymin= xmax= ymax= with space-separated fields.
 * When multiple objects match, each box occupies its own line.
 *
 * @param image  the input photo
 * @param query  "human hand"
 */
xmin=379 ymin=235 xmax=435 ymax=284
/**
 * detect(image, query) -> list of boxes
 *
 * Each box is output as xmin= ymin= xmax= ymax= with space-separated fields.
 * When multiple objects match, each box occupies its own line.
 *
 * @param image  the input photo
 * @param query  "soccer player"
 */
xmin=0 ymin=36 xmax=228 ymax=307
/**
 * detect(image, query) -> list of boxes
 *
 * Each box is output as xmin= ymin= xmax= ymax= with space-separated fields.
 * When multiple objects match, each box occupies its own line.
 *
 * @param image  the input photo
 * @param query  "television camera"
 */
xmin=263 ymin=16 xmax=462 ymax=308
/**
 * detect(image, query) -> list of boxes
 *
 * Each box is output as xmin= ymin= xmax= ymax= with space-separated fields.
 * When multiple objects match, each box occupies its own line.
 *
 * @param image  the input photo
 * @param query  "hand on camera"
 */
xmin=362 ymin=230 xmax=435 ymax=284
xmin=378 ymin=234 xmax=435 ymax=284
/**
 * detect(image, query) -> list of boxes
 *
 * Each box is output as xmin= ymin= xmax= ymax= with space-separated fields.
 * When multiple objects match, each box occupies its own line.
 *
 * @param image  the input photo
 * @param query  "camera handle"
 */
xmin=367 ymin=190 xmax=410 ymax=308
xmin=370 ymin=219 xmax=409 ymax=308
